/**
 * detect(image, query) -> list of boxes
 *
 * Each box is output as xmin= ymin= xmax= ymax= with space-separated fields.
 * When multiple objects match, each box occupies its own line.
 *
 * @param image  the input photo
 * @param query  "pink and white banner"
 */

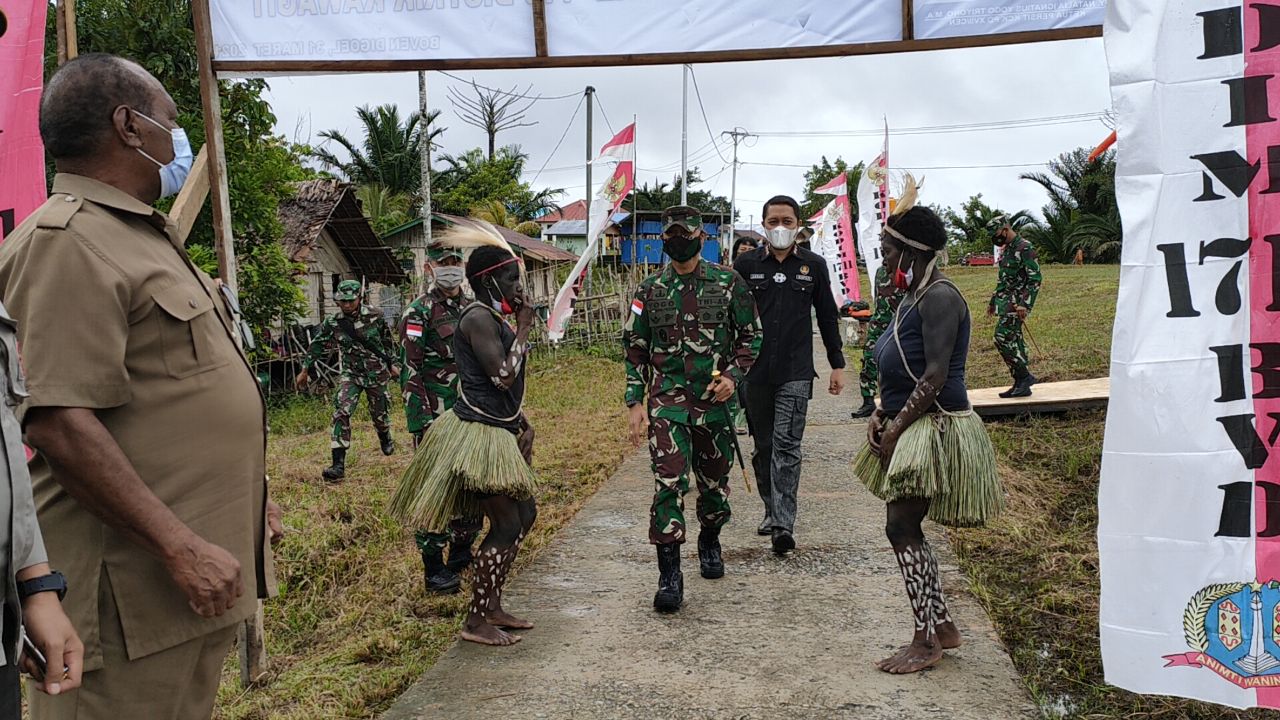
xmin=0 ymin=0 xmax=48 ymax=241
xmin=811 ymin=173 xmax=861 ymax=305
xmin=1099 ymin=0 xmax=1280 ymax=708
xmin=856 ymin=131 xmax=889 ymax=298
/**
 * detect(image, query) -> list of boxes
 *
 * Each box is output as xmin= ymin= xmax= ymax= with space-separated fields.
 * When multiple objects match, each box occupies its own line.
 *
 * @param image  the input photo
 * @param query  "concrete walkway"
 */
xmin=384 ymin=352 xmax=1035 ymax=720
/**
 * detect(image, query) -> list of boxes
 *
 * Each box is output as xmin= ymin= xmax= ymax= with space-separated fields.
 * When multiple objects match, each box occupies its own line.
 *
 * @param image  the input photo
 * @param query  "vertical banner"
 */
xmin=0 ymin=0 xmax=48 ymax=240
xmin=856 ymin=129 xmax=889 ymax=298
xmin=547 ymin=123 xmax=635 ymax=342
xmin=811 ymin=173 xmax=861 ymax=305
xmin=1100 ymin=0 xmax=1280 ymax=708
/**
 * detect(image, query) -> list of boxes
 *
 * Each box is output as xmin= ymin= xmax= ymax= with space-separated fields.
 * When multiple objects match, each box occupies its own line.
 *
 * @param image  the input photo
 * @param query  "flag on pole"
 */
xmin=547 ymin=123 xmax=636 ymax=342
xmin=855 ymin=124 xmax=889 ymax=299
xmin=810 ymin=172 xmax=861 ymax=304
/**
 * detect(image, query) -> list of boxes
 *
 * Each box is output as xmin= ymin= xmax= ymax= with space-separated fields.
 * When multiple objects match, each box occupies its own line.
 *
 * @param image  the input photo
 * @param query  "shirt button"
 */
xmin=188 ymin=299 xmax=198 ymax=309
xmin=64 ymin=195 xmax=76 ymax=202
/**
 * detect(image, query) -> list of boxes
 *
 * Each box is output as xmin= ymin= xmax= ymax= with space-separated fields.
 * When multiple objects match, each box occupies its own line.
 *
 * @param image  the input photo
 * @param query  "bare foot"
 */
xmin=488 ymin=608 xmax=535 ymax=630
xmin=937 ymin=621 xmax=962 ymax=650
xmin=876 ymin=640 xmax=943 ymax=674
xmin=460 ymin=622 xmax=522 ymax=647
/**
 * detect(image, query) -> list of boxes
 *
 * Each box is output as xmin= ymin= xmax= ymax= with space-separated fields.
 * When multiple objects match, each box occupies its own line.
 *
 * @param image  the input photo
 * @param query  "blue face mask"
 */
xmin=134 ymin=110 xmax=193 ymax=199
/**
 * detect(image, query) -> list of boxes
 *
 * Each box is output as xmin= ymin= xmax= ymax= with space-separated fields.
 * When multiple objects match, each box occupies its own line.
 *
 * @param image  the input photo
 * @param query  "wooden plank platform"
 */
xmin=970 ymin=377 xmax=1110 ymax=417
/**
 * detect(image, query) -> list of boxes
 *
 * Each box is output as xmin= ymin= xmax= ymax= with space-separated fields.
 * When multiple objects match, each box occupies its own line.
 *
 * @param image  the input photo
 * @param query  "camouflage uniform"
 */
xmin=988 ymin=235 xmax=1043 ymax=378
xmin=303 ymin=299 xmax=396 ymax=449
xmin=623 ymin=262 xmax=762 ymax=545
xmin=399 ymin=286 xmax=482 ymax=556
xmin=859 ymin=266 xmax=906 ymax=402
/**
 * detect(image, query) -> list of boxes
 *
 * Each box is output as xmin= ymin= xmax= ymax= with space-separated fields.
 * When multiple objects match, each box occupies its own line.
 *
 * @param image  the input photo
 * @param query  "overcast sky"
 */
xmin=263 ymin=37 xmax=1111 ymax=229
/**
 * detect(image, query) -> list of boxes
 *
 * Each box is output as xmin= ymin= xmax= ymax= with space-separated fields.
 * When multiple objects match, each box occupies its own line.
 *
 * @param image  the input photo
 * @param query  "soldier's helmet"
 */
xmin=985 ymin=214 xmax=1009 ymax=233
xmin=427 ymin=243 xmax=464 ymax=262
xmin=661 ymin=205 xmax=703 ymax=234
xmin=335 ymin=280 xmax=363 ymax=301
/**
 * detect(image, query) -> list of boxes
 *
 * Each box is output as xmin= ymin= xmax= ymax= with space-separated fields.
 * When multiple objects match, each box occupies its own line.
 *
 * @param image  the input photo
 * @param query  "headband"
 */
xmin=883 ymin=224 xmax=934 ymax=253
xmin=471 ymin=255 xmax=521 ymax=279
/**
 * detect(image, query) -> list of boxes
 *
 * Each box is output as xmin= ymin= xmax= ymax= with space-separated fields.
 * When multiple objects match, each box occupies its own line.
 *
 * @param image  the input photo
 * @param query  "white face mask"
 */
xmin=432 ymin=266 xmax=465 ymax=290
xmin=134 ymin=110 xmax=193 ymax=199
xmin=766 ymin=226 xmax=797 ymax=250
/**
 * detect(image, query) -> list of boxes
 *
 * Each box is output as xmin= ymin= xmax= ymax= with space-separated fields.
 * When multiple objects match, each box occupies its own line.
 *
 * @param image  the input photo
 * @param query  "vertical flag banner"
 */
xmin=1100 ymin=0 xmax=1280 ymax=708
xmin=811 ymin=173 xmax=861 ymax=305
xmin=0 ymin=0 xmax=49 ymax=241
xmin=856 ymin=127 xmax=890 ymax=298
xmin=547 ymin=123 xmax=635 ymax=342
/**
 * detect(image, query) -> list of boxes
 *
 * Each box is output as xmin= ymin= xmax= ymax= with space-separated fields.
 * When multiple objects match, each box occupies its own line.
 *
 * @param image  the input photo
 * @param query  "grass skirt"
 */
xmin=853 ymin=411 xmax=1003 ymax=527
xmin=389 ymin=410 xmax=537 ymax=532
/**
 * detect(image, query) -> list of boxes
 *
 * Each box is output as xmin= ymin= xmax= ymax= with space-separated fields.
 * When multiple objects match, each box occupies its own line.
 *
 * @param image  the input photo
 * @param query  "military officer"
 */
xmin=852 ymin=265 xmax=906 ymax=419
xmin=623 ymin=205 xmax=761 ymax=614
xmin=987 ymin=216 xmax=1043 ymax=398
xmin=296 ymin=280 xmax=397 ymax=481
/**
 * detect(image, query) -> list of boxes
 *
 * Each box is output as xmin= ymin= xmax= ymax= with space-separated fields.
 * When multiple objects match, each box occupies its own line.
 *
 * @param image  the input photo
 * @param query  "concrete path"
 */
xmin=384 ymin=350 xmax=1036 ymax=720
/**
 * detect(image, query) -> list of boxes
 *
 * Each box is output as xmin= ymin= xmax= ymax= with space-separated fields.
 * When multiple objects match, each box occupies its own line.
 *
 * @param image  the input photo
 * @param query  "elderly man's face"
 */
xmin=118 ymin=69 xmax=181 ymax=200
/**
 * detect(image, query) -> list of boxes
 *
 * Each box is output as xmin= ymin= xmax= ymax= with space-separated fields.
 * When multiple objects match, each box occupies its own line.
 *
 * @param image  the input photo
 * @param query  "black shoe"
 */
xmin=997 ymin=381 xmax=1020 ymax=399
xmin=757 ymin=515 xmax=774 ymax=536
xmin=378 ymin=431 xmax=396 ymax=456
xmin=771 ymin=528 xmax=796 ymax=555
xmin=422 ymin=550 xmax=461 ymax=594
xmin=697 ymin=528 xmax=724 ymax=579
xmin=445 ymin=543 xmax=474 ymax=573
xmin=1006 ymin=372 xmax=1038 ymax=398
xmin=322 ymin=448 xmax=346 ymax=483
xmin=851 ymin=399 xmax=877 ymax=419
xmin=653 ymin=544 xmax=684 ymax=613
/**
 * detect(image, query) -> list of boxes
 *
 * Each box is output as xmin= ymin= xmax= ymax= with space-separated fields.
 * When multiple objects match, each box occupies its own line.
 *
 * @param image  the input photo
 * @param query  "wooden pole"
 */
xmin=64 ymin=0 xmax=78 ymax=61
xmin=55 ymin=0 xmax=67 ymax=66
xmin=191 ymin=0 xmax=238 ymax=292
xmin=171 ymin=147 xmax=211 ymax=246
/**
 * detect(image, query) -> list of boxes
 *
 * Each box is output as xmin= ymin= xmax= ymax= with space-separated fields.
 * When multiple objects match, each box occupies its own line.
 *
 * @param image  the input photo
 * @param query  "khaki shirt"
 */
xmin=0 ymin=174 xmax=275 ymax=668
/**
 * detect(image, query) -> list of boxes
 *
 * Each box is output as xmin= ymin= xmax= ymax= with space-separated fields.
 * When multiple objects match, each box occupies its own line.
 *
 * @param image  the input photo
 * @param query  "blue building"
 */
xmin=619 ymin=210 xmax=727 ymax=265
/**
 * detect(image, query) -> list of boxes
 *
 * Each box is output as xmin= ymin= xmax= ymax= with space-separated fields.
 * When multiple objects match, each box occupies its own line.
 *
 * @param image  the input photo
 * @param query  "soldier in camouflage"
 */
xmin=623 ymin=205 xmax=761 ymax=614
xmin=986 ymin=215 xmax=1043 ymax=398
xmin=400 ymin=246 xmax=481 ymax=594
xmin=295 ymin=279 xmax=397 ymax=481
xmin=852 ymin=265 xmax=906 ymax=419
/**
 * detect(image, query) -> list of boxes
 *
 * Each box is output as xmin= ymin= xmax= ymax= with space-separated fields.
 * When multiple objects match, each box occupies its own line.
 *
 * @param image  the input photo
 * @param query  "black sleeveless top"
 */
xmin=874 ymin=282 xmax=971 ymax=416
xmin=452 ymin=304 xmax=526 ymax=432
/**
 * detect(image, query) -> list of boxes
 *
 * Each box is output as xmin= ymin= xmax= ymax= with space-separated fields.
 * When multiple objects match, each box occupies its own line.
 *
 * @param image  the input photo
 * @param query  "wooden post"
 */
xmin=191 ymin=0 xmax=238 ymax=293
xmin=237 ymin=601 xmax=268 ymax=686
xmin=64 ymin=0 xmax=78 ymax=61
xmin=171 ymin=146 xmax=210 ymax=245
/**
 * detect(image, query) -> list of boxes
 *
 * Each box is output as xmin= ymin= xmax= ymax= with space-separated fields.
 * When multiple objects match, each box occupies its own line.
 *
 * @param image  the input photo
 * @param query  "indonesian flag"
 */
xmin=807 ymin=207 xmax=826 ymax=225
xmin=811 ymin=172 xmax=861 ymax=304
xmin=548 ymin=123 xmax=636 ymax=341
xmin=856 ymin=124 xmax=889 ymax=299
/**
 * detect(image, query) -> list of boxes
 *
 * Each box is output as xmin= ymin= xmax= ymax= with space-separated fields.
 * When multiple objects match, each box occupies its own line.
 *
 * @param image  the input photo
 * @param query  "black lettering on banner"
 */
xmin=1192 ymin=150 xmax=1261 ymax=200
xmin=1218 ymin=413 xmax=1271 ymax=469
xmin=0 ymin=209 xmax=12 ymax=239
xmin=1212 ymin=344 xmax=1248 ymax=402
xmin=1157 ymin=243 xmax=1202 ymax=317
xmin=1199 ymin=4 xmax=1280 ymax=58
xmin=1217 ymin=481 xmax=1280 ymax=537
xmin=1224 ymin=75 xmax=1277 ymax=127
xmin=1200 ymin=237 xmax=1251 ymax=314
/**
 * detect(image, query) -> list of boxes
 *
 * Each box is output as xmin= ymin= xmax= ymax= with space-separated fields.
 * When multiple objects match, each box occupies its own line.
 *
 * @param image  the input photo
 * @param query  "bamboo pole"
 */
xmin=191 ymin=0 xmax=238 ymax=292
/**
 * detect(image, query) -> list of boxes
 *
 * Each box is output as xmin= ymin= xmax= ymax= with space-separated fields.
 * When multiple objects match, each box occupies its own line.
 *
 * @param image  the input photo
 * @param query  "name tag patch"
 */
xmin=750 ymin=273 xmax=765 ymax=280
xmin=795 ymin=274 xmax=814 ymax=282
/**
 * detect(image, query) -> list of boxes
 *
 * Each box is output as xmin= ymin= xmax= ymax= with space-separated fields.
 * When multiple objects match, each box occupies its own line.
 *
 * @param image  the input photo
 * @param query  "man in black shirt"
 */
xmin=733 ymin=195 xmax=846 ymax=554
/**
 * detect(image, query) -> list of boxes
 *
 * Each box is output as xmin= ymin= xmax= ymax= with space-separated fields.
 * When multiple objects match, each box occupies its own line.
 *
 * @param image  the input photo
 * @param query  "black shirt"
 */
xmin=733 ymin=245 xmax=846 ymax=386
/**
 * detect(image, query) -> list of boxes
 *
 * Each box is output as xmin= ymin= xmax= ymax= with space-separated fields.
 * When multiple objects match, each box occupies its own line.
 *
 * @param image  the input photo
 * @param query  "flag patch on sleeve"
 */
xmin=406 ymin=322 xmax=424 ymax=338
xmin=631 ymin=299 xmax=644 ymax=316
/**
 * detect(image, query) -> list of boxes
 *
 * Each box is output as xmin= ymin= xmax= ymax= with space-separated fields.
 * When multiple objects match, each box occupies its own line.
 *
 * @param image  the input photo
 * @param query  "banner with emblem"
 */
xmin=0 ymin=0 xmax=48 ymax=241
xmin=811 ymin=173 xmax=861 ymax=307
xmin=855 ymin=126 xmax=889 ymax=298
xmin=547 ymin=123 xmax=635 ymax=342
xmin=1099 ymin=0 xmax=1280 ymax=708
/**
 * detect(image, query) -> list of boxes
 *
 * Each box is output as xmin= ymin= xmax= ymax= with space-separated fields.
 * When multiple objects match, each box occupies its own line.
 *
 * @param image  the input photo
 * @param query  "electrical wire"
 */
xmin=528 ymin=94 xmax=586 ymax=185
xmin=437 ymin=70 xmax=580 ymax=101
xmin=595 ymin=93 xmax=617 ymax=137
xmin=688 ymin=67 xmax=730 ymax=164
xmin=747 ymin=112 xmax=1108 ymax=138
xmin=740 ymin=160 xmax=1051 ymax=171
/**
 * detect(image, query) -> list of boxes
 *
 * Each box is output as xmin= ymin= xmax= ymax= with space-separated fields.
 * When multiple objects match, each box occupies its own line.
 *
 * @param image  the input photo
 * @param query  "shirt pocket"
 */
xmin=151 ymin=285 xmax=229 ymax=379
xmin=790 ymin=277 xmax=816 ymax=297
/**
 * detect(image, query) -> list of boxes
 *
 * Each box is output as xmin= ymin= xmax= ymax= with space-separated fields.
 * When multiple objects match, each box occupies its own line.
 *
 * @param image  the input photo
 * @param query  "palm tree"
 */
xmin=310 ymin=104 xmax=446 ymax=198
xmin=1020 ymin=147 xmax=1121 ymax=263
xmin=470 ymin=199 xmax=517 ymax=228
xmin=356 ymin=183 xmax=414 ymax=236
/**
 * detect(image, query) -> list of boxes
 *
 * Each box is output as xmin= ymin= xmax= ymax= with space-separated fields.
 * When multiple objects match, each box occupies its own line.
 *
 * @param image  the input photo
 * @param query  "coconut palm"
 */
xmin=310 ymin=104 xmax=445 ymax=198
xmin=1020 ymin=147 xmax=1121 ymax=263
xmin=356 ymin=183 xmax=414 ymax=237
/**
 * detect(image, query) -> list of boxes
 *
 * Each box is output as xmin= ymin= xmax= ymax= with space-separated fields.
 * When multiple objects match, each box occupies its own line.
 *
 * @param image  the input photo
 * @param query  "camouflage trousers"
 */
xmin=994 ymin=314 xmax=1030 ymax=378
xmin=858 ymin=344 xmax=879 ymax=402
xmin=331 ymin=379 xmax=391 ymax=449
xmin=404 ymin=385 xmax=454 ymax=436
xmin=648 ymin=417 xmax=733 ymax=545
xmin=415 ymin=516 xmax=483 ymax=556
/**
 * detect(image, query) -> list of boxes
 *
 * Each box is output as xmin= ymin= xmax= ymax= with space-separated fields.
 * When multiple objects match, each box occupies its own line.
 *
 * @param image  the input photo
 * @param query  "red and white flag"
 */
xmin=548 ymin=123 xmax=636 ymax=341
xmin=811 ymin=172 xmax=860 ymax=304
xmin=856 ymin=125 xmax=889 ymax=298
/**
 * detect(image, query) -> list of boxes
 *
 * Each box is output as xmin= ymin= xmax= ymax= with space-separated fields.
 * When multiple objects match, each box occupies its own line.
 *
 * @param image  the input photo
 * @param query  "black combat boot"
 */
xmin=998 ymin=375 xmax=1020 ymax=399
xmin=851 ymin=398 xmax=877 ymax=419
xmin=421 ymin=549 xmax=461 ymax=594
xmin=653 ymin=544 xmax=684 ymax=613
xmin=321 ymin=448 xmax=346 ymax=482
xmin=446 ymin=542 xmax=474 ymax=573
xmin=1005 ymin=371 xmax=1038 ymax=398
xmin=698 ymin=527 xmax=724 ymax=579
xmin=378 ymin=430 xmax=396 ymax=456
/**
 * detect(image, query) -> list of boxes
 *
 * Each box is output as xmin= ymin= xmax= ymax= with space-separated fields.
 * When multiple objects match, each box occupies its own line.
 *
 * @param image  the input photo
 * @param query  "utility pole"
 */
xmin=681 ymin=64 xmax=689 ymax=206
xmin=418 ymin=70 xmax=432 ymax=287
xmin=722 ymin=127 xmax=753 ymax=256
xmin=585 ymin=85 xmax=595 ymax=279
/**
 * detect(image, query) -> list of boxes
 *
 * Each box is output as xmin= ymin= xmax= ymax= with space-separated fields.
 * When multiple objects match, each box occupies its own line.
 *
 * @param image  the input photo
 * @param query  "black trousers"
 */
xmin=0 ymin=661 xmax=19 ymax=720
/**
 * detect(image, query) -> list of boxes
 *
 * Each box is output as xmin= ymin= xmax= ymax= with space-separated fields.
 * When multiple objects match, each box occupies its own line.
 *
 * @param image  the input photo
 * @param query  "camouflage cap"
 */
xmin=661 ymin=205 xmax=703 ymax=233
xmin=986 ymin=214 xmax=1009 ymax=232
xmin=427 ymin=244 xmax=464 ymax=262
xmin=335 ymin=279 xmax=362 ymax=301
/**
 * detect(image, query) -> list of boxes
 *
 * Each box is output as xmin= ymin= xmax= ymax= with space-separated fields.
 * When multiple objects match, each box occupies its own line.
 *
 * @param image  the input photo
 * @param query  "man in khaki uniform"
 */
xmin=0 ymin=54 xmax=282 ymax=719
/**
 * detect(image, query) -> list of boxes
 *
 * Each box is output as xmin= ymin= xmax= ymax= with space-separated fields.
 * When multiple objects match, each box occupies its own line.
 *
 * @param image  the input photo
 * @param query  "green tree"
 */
xmin=940 ymin=194 xmax=1035 ymax=258
xmin=310 ymin=103 xmax=445 ymax=200
xmin=800 ymin=156 xmax=864 ymax=220
xmin=632 ymin=169 xmax=730 ymax=215
xmin=355 ymin=183 xmax=413 ymax=237
xmin=50 ymin=0 xmax=310 ymax=354
xmin=1020 ymin=147 xmax=1121 ymax=263
xmin=433 ymin=146 xmax=562 ymax=221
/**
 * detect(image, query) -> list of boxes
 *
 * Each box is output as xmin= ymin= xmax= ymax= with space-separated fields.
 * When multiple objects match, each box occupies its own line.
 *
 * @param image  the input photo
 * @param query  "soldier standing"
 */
xmin=852 ymin=265 xmax=906 ymax=419
xmin=623 ymin=205 xmax=761 ymax=614
xmin=295 ymin=280 xmax=397 ymax=481
xmin=400 ymin=246 xmax=480 ymax=594
xmin=986 ymin=216 xmax=1043 ymax=398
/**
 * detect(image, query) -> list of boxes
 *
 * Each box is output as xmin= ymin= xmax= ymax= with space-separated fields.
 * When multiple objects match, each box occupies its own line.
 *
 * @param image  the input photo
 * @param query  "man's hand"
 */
xmin=20 ymin=589 xmax=83 ymax=696
xmin=164 ymin=537 xmax=244 ymax=618
xmin=708 ymin=374 xmax=736 ymax=404
xmin=829 ymin=368 xmax=845 ymax=396
xmin=879 ymin=425 xmax=900 ymax=470
xmin=628 ymin=403 xmax=649 ymax=448
xmin=986 ymin=305 xmax=995 ymax=317
xmin=266 ymin=500 xmax=284 ymax=546
xmin=517 ymin=423 xmax=535 ymax=464
xmin=1014 ymin=306 xmax=1029 ymax=321
xmin=867 ymin=409 xmax=884 ymax=455
xmin=294 ymin=369 xmax=309 ymax=389
xmin=515 ymin=298 xmax=536 ymax=330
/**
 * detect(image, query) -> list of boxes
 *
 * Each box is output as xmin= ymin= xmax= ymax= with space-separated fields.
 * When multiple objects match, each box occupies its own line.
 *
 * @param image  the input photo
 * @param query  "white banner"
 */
xmin=914 ymin=0 xmax=1104 ymax=39
xmin=856 ymin=147 xmax=889 ymax=299
xmin=1099 ymin=0 xmax=1280 ymax=708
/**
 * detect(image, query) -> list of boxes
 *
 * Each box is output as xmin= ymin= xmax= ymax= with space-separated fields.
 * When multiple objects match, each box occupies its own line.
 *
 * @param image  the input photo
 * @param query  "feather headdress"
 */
xmin=890 ymin=173 xmax=924 ymax=217
xmin=436 ymin=219 xmax=516 ymax=256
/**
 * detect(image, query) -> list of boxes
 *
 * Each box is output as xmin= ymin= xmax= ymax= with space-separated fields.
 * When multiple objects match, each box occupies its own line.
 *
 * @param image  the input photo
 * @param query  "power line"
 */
xmin=529 ymin=94 xmax=586 ymax=185
xmin=740 ymin=160 xmax=1051 ymax=171
xmin=437 ymin=70 xmax=580 ymax=101
xmin=688 ymin=67 xmax=730 ymax=164
xmin=595 ymin=94 xmax=616 ymax=137
xmin=747 ymin=112 xmax=1108 ymax=138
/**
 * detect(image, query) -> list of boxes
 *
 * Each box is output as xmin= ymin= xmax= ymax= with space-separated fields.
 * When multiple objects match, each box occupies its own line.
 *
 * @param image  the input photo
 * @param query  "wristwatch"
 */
xmin=18 ymin=571 xmax=67 ymax=602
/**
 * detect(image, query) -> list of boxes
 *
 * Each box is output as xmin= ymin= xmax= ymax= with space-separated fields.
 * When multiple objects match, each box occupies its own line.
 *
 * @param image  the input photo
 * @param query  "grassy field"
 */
xmin=214 ymin=348 xmax=632 ymax=719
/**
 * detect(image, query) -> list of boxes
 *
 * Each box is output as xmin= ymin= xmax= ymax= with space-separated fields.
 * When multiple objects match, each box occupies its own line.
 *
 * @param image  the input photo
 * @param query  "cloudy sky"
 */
xmin=263 ymin=37 xmax=1111 ymax=229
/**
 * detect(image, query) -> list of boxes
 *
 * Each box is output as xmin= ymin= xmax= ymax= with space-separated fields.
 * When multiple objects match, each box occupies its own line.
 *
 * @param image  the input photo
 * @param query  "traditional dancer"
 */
xmin=853 ymin=184 xmax=1003 ymax=674
xmin=391 ymin=228 xmax=538 ymax=647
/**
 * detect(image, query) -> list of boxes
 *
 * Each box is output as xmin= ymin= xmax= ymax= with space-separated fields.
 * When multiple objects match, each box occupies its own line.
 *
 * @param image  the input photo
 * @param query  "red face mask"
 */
xmin=891 ymin=253 xmax=912 ymax=291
